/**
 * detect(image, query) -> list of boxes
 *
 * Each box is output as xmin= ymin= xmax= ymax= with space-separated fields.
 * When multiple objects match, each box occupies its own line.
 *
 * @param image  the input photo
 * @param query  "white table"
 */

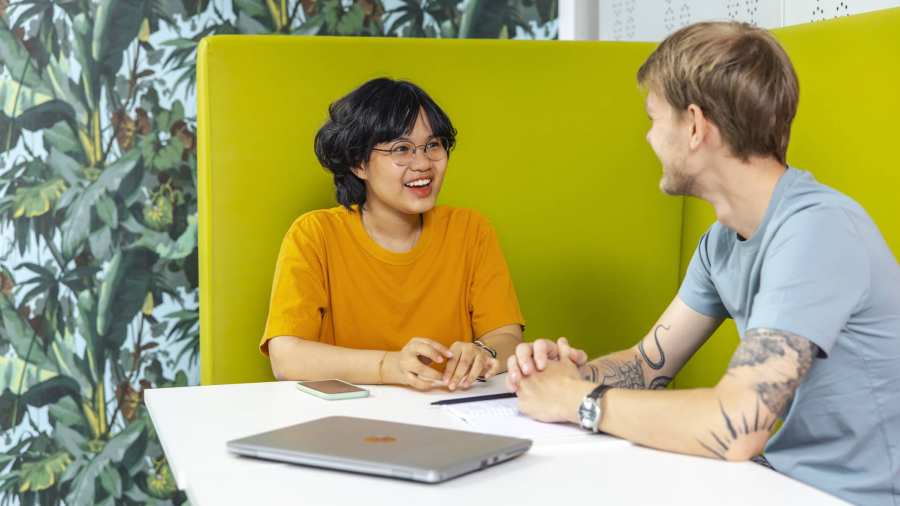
xmin=145 ymin=378 xmax=847 ymax=505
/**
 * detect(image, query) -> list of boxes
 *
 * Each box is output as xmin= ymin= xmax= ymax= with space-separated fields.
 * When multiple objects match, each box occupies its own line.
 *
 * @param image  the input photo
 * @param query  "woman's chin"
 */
xmin=401 ymin=192 xmax=439 ymax=214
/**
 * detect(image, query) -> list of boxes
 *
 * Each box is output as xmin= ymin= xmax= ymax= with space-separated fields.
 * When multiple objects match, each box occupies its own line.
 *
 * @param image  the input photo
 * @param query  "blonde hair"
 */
xmin=637 ymin=22 xmax=799 ymax=165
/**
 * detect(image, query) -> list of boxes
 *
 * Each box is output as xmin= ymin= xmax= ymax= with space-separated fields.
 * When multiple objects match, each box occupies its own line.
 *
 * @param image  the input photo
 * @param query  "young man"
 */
xmin=507 ymin=22 xmax=900 ymax=505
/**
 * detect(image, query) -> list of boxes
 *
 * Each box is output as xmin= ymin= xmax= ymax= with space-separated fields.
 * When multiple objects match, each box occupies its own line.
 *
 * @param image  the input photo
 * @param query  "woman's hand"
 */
xmin=382 ymin=337 xmax=452 ymax=391
xmin=442 ymin=341 xmax=500 ymax=391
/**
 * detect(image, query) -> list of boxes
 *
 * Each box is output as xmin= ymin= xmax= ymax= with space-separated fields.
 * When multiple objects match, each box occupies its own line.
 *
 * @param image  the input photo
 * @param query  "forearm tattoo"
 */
xmin=638 ymin=324 xmax=669 ymax=370
xmin=648 ymin=375 xmax=673 ymax=390
xmin=697 ymin=328 xmax=818 ymax=460
xmin=584 ymin=324 xmax=673 ymax=389
xmin=596 ymin=356 xmax=647 ymax=388
xmin=583 ymin=364 xmax=599 ymax=383
xmin=697 ymin=398 xmax=777 ymax=461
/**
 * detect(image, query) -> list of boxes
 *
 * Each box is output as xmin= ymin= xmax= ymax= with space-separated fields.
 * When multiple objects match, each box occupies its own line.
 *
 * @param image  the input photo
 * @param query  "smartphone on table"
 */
xmin=295 ymin=379 xmax=369 ymax=400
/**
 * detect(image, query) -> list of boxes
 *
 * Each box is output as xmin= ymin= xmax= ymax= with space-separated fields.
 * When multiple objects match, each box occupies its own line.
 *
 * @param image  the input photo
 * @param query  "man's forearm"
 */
xmin=558 ymin=379 xmax=771 ymax=461
xmin=601 ymin=386 xmax=772 ymax=460
xmin=580 ymin=349 xmax=673 ymax=390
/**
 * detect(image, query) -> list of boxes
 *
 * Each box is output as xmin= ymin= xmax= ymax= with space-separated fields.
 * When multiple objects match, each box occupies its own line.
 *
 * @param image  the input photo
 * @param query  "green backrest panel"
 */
xmin=200 ymin=8 xmax=899 ymax=386
xmin=198 ymin=36 xmax=681 ymax=385
xmin=676 ymin=7 xmax=900 ymax=388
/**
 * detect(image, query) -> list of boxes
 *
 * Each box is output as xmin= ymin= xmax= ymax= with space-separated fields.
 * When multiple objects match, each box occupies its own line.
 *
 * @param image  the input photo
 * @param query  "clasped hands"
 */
xmin=506 ymin=337 xmax=595 ymax=424
xmin=382 ymin=337 xmax=500 ymax=391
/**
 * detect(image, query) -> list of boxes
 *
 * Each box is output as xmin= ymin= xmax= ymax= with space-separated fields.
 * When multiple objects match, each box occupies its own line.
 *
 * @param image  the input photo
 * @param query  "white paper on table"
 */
xmin=442 ymin=398 xmax=587 ymax=443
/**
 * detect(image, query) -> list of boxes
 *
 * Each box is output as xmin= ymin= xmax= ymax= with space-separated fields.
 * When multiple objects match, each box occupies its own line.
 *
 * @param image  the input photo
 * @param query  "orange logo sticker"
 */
xmin=363 ymin=436 xmax=397 ymax=444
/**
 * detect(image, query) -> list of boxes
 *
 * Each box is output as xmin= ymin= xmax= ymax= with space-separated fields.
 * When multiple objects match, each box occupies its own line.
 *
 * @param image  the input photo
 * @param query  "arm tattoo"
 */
xmin=583 ymin=324 xmax=673 ymax=388
xmin=648 ymin=375 xmax=673 ymax=390
xmin=581 ymin=364 xmax=599 ymax=383
xmin=698 ymin=398 xmax=777 ymax=460
xmin=586 ymin=354 xmax=671 ymax=389
xmin=728 ymin=328 xmax=817 ymax=417
xmin=697 ymin=328 xmax=817 ymax=460
xmin=596 ymin=356 xmax=646 ymax=389
xmin=638 ymin=324 xmax=669 ymax=370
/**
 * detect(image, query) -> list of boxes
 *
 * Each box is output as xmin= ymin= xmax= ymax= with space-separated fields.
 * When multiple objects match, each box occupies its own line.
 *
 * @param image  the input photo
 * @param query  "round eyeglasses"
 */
xmin=371 ymin=137 xmax=448 ymax=165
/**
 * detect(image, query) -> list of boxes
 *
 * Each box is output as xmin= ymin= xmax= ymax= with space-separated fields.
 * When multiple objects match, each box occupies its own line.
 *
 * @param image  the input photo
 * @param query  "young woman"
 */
xmin=261 ymin=78 xmax=523 ymax=391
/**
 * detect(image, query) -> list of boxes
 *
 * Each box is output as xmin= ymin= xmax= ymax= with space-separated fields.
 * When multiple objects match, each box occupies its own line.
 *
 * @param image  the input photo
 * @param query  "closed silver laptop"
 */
xmin=226 ymin=416 xmax=532 ymax=483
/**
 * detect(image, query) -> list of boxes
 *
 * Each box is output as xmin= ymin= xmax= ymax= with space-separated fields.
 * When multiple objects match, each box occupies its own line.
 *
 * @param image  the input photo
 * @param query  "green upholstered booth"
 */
xmin=198 ymin=7 xmax=900 ymax=386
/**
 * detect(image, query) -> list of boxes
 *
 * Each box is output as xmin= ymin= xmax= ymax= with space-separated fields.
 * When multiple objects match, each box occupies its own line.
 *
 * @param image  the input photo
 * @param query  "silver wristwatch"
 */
xmin=578 ymin=385 xmax=613 ymax=433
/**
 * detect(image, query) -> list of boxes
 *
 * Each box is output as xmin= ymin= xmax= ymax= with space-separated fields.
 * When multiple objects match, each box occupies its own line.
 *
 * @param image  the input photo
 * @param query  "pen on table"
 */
xmin=417 ymin=354 xmax=486 ymax=383
xmin=430 ymin=392 xmax=517 ymax=406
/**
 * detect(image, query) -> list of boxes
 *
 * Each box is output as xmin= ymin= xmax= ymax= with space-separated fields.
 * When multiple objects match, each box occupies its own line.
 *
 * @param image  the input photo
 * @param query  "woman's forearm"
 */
xmin=267 ymin=336 xmax=388 ymax=384
xmin=478 ymin=325 xmax=524 ymax=374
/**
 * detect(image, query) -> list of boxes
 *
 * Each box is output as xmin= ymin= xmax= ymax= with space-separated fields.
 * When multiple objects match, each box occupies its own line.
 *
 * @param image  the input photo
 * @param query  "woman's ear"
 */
xmin=351 ymin=164 xmax=367 ymax=181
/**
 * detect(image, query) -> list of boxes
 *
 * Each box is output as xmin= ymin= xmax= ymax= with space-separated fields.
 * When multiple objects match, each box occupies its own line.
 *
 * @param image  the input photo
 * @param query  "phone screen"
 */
xmin=298 ymin=380 xmax=366 ymax=395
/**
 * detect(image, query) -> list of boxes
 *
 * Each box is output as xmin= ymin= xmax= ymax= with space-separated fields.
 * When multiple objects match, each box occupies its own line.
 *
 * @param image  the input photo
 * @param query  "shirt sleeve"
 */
xmin=678 ymin=229 xmax=730 ymax=319
xmin=468 ymin=215 xmax=525 ymax=338
xmin=746 ymin=207 xmax=869 ymax=356
xmin=259 ymin=215 xmax=329 ymax=355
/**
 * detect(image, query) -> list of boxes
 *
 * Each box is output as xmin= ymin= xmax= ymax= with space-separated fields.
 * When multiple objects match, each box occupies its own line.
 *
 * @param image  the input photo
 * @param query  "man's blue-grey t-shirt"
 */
xmin=679 ymin=167 xmax=900 ymax=505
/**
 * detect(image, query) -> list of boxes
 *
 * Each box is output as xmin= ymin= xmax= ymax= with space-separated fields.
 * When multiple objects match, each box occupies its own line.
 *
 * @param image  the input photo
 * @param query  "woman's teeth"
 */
xmin=404 ymin=178 xmax=432 ymax=188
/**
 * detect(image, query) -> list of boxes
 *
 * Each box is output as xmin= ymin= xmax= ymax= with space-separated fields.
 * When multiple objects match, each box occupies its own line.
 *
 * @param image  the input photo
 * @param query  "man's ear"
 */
xmin=351 ymin=164 xmax=367 ymax=181
xmin=686 ymin=103 xmax=713 ymax=151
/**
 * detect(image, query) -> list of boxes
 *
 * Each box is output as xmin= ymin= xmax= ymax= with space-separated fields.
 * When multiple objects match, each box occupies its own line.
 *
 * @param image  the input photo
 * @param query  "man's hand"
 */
xmin=383 ymin=337 xmax=452 ymax=390
xmin=442 ymin=341 xmax=500 ymax=391
xmin=516 ymin=343 xmax=595 ymax=424
xmin=506 ymin=337 xmax=588 ymax=392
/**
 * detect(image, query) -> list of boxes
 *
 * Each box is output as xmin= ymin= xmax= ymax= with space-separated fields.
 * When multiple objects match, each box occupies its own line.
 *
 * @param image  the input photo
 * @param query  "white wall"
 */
xmin=559 ymin=0 xmax=900 ymax=41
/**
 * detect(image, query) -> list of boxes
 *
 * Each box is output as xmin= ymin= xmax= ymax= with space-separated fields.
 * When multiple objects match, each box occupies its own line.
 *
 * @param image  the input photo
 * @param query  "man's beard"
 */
xmin=659 ymin=163 xmax=698 ymax=197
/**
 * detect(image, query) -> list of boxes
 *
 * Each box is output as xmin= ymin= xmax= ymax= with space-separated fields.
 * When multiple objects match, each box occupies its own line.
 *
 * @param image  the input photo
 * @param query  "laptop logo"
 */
xmin=363 ymin=435 xmax=397 ymax=444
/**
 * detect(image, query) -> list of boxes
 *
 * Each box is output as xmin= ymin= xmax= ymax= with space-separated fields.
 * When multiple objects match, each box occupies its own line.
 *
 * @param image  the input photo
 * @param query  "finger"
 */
xmin=413 ymin=363 xmax=444 ymax=383
xmin=442 ymin=347 xmax=461 ymax=383
xmin=406 ymin=349 xmax=444 ymax=383
xmin=483 ymin=358 xmax=501 ymax=379
xmin=558 ymin=337 xmax=573 ymax=359
xmin=505 ymin=374 xmax=516 ymax=392
xmin=412 ymin=341 xmax=446 ymax=365
xmin=449 ymin=349 xmax=475 ymax=390
xmin=570 ymin=349 xmax=589 ymax=366
xmin=506 ymin=355 xmax=522 ymax=392
xmin=413 ymin=337 xmax=453 ymax=359
xmin=462 ymin=354 xmax=485 ymax=388
xmin=533 ymin=339 xmax=559 ymax=371
xmin=405 ymin=372 xmax=433 ymax=391
xmin=515 ymin=342 xmax=537 ymax=375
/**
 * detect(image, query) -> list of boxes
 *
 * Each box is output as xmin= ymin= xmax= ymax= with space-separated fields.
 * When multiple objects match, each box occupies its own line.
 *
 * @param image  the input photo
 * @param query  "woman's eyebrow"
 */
xmin=395 ymin=134 xmax=437 ymax=142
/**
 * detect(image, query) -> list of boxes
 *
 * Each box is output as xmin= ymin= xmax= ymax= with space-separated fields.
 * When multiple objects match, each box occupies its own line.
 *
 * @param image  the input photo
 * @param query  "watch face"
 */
xmin=579 ymin=399 xmax=599 ymax=430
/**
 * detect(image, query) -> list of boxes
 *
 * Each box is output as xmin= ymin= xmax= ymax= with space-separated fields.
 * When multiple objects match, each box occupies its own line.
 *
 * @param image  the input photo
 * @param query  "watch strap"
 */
xmin=588 ymin=384 xmax=614 ymax=401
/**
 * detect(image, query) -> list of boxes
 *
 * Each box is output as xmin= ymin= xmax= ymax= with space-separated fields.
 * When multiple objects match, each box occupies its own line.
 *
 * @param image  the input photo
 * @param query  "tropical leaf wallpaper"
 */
xmin=0 ymin=0 xmax=556 ymax=504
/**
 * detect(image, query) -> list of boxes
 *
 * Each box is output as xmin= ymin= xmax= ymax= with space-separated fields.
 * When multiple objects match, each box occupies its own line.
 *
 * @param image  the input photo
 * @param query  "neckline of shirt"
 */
xmin=734 ymin=166 xmax=799 ymax=249
xmin=347 ymin=205 xmax=436 ymax=265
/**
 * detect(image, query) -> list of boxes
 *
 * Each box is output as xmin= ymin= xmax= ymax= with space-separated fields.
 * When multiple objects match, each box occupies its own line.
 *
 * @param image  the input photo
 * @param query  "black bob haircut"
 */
xmin=314 ymin=78 xmax=457 ymax=210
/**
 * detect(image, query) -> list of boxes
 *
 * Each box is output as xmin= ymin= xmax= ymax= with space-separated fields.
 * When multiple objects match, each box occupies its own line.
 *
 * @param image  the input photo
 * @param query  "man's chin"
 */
xmin=659 ymin=174 xmax=693 ymax=197
xmin=659 ymin=176 xmax=679 ymax=196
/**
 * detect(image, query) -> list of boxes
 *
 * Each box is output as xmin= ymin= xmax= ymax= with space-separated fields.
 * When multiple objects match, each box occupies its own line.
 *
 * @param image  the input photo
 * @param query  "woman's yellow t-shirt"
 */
xmin=260 ymin=205 xmax=524 ymax=354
